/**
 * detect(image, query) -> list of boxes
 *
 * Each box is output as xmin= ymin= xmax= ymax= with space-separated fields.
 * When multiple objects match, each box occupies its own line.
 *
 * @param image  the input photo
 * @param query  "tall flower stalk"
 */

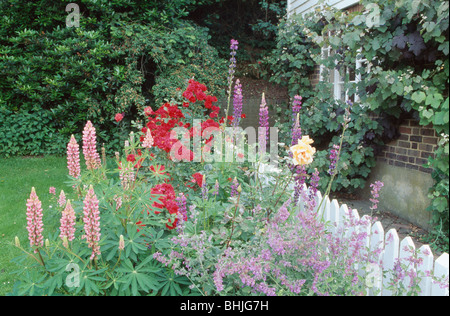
xmin=232 ymin=79 xmax=243 ymax=127
xmin=26 ymin=187 xmax=44 ymax=254
xmin=292 ymin=95 xmax=302 ymax=126
xmin=316 ymin=108 xmax=351 ymax=217
xmin=60 ymin=200 xmax=76 ymax=245
xmin=82 ymin=121 xmax=101 ymax=170
xmin=258 ymin=93 xmax=269 ymax=155
xmin=225 ymin=39 xmax=239 ymax=124
xmin=82 ymin=185 xmax=101 ymax=261
xmin=67 ymin=135 xmax=81 ymax=178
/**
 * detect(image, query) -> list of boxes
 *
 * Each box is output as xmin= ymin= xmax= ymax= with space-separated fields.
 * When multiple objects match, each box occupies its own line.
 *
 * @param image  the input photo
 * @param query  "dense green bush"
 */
xmin=0 ymin=0 xmax=228 ymax=157
xmin=0 ymin=107 xmax=67 ymax=157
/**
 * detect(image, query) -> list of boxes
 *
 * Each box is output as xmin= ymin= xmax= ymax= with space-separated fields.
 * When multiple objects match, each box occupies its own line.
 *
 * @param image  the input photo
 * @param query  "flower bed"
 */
xmin=10 ymin=40 xmax=449 ymax=296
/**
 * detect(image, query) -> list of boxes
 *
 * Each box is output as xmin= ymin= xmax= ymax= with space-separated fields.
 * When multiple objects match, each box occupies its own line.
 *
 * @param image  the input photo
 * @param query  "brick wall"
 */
xmin=376 ymin=119 xmax=439 ymax=173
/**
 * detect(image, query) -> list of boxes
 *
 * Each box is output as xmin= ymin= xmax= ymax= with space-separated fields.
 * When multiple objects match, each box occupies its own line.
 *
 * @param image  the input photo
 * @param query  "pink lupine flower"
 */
xmin=113 ymin=195 xmax=122 ymax=211
xmin=119 ymin=235 xmax=125 ymax=251
xmin=67 ymin=134 xmax=81 ymax=178
xmin=58 ymin=190 xmax=66 ymax=208
xmin=26 ymin=187 xmax=44 ymax=252
xmin=82 ymin=185 xmax=101 ymax=260
xmin=49 ymin=186 xmax=56 ymax=195
xmin=82 ymin=121 xmax=101 ymax=170
xmin=60 ymin=199 xmax=76 ymax=243
xmin=142 ymin=128 xmax=154 ymax=149
xmin=118 ymin=162 xmax=135 ymax=190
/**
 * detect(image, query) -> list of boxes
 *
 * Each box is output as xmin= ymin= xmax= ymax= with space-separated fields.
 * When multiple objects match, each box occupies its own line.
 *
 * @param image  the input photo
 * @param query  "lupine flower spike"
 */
xmin=230 ymin=177 xmax=239 ymax=198
xmin=58 ymin=190 xmax=66 ymax=208
xmin=201 ymin=174 xmax=208 ymax=200
xmin=60 ymin=199 xmax=76 ymax=244
xmin=82 ymin=121 xmax=101 ymax=170
xmin=291 ymin=113 xmax=302 ymax=146
xmin=67 ymin=135 xmax=81 ymax=178
xmin=213 ymin=180 xmax=220 ymax=196
xmin=328 ymin=144 xmax=340 ymax=176
xmin=232 ymin=79 xmax=243 ymax=127
xmin=225 ymin=39 xmax=239 ymax=122
xmin=292 ymin=95 xmax=302 ymax=122
xmin=26 ymin=187 xmax=44 ymax=253
xmin=142 ymin=128 xmax=154 ymax=149
xmin=82 ymin=185 xmax=101 ymax=260
xmin=259 ymin=93 xmax=269 ymax=152
xmin=119 ymin=235 xmax=125 ymax=251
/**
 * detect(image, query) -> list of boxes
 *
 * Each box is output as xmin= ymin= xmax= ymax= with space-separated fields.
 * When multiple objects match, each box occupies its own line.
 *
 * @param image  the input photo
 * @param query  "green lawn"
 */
xmin=0 ymin=155 xmax=68 ymax=295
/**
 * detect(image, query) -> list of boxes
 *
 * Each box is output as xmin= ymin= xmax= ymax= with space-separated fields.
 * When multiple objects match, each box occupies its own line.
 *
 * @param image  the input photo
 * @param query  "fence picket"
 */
xmin=329 ymin=199 xmax=340 ymax=234
xmin=417 ymin=245 xmax=434 ymax=296
xmin=399 ymin=237 xmax=416 ymax=295
xmin=370 ymin=221 xmax=384 ymax=295
xmin=338 ymin=204 xmax=349 ymax=231
xmin=431 ymin=253 xmax=449 ymax=296
xmin=382 ymin=228 xmax=400 ymax=296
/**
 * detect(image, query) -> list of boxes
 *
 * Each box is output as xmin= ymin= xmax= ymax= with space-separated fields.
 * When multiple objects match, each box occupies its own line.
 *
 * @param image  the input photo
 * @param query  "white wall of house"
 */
xmin=287 ymin=0 xmax=360 ymax=17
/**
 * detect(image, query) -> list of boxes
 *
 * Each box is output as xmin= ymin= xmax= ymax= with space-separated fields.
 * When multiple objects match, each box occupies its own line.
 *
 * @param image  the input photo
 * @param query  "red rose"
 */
xmin=115 ymin=113 xmax=124 ymax=122
xmin=191 ymin=172 xmax=203 ymax=187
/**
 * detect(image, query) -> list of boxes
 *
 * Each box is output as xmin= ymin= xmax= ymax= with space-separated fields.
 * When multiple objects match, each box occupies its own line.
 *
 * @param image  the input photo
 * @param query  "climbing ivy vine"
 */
xmin=265 ymin=0 xmax=449 ymax=248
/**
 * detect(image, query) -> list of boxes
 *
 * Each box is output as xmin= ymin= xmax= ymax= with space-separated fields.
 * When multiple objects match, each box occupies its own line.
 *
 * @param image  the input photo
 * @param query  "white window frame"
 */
xmin=319 ymin=44 xmax=368 ymax=103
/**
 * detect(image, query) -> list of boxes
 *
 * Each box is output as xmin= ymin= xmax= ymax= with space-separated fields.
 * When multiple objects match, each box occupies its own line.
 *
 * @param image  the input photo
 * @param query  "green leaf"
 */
xmin=411 ymin=91 xmax=426 ymax=104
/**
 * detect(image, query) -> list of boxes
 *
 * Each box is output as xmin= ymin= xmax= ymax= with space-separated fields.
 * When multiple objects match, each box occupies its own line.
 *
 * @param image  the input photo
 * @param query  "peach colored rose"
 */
xmin=290 ymin=135 xmax=316 ymax=166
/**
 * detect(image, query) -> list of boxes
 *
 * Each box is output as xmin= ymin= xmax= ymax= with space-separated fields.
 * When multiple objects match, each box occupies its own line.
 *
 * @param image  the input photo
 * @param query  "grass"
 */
xmin=0 ymin=155 xmax=68 ymax=295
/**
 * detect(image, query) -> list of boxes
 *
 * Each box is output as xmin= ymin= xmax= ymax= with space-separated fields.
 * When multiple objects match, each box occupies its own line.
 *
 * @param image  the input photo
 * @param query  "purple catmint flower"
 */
xmin=369 ymin=181 xmax=384 ymax=211
xmin=176 ymin=193 xmax=187 ymax=221
xmin=232 ymin=79 xmax=243 ymax=127
xmin=273 ymin=198 xmax=291 ymax=224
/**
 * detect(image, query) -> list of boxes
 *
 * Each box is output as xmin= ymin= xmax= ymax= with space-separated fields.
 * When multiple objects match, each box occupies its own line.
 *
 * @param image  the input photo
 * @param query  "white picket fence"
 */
xmin=296 ymin=184 xmax=449 ymax=296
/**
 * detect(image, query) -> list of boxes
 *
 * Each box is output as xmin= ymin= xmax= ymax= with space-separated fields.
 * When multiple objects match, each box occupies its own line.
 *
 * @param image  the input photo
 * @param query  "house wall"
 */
xmin=362 ymin=119 xmax=439 ymax=229
xmin=287 ymin=0 xmax=361 ymax=16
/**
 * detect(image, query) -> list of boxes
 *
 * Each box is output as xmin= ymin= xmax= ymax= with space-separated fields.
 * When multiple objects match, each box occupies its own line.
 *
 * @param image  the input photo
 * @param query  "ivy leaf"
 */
xmin=425 ymin=93 xmax=443 ymax=109
xmin=411 ymin=91 xmax=426 ymax=104
xmin=422 ymin=109 xmax=434 ymax=119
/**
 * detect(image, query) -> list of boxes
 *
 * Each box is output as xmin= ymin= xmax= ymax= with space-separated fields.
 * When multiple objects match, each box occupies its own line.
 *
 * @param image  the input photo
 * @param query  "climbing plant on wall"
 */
xmin=265 ymin=0 xmax=449 ymax=246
